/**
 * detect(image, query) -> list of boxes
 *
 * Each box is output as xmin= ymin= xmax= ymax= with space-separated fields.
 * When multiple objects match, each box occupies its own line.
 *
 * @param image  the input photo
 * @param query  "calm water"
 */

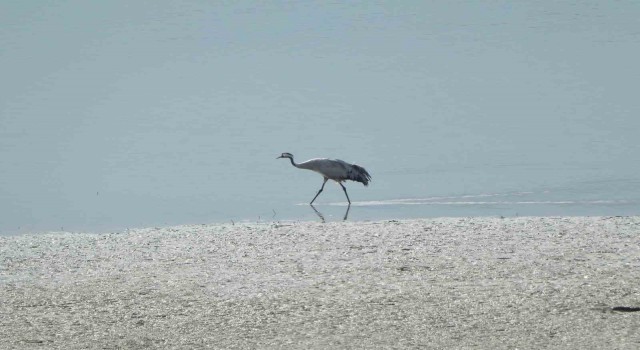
xmin=2 ymin=1 xmax=639 ymax=235
xmin=2 ymin=116 xmax=638 ymax=235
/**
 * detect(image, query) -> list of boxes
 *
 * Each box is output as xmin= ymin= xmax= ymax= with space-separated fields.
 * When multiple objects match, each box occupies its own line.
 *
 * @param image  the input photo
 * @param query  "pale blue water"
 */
xmin=1 ymin=1 xmax=639 ymax=235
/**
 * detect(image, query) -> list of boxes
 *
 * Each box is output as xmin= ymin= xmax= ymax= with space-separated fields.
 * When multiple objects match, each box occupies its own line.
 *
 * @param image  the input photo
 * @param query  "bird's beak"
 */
xmin=276 ymin=155 xmax=283 ymax=159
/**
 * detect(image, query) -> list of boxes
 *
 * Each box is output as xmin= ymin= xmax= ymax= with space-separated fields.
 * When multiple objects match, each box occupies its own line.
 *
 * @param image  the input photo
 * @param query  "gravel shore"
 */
xmin=2 ymin=216 xmax=640 ymax=349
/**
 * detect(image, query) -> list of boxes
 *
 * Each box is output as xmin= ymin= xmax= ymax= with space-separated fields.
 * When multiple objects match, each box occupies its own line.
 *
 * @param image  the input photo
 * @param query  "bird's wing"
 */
xmin=336 ymin=159 xmax=371 ymax=185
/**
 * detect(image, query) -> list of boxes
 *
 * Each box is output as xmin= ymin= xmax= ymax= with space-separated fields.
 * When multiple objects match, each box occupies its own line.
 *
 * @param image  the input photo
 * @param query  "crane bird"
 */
xmin=276 ymin=152 xmax=371 ymax=205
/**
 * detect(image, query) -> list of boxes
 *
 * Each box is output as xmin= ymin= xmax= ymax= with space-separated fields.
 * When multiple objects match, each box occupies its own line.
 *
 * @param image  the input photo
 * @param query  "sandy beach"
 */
xmin=1 ymin=216 xmax=639 ymax=349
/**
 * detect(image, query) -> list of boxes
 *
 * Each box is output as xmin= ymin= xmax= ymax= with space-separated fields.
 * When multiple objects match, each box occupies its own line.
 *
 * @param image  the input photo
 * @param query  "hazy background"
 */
xmin=2 ymin=1 xmax=639 ymax=234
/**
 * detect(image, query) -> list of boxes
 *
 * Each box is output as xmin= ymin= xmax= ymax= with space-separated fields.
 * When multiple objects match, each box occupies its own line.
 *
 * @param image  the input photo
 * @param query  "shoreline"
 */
xmin=2 ymin=216 xmax=640 ymax=349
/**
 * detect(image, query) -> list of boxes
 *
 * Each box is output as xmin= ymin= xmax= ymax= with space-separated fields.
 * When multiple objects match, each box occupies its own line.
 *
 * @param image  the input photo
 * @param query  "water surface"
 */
xmin=1 ymin=1 xmax=639 ymax=234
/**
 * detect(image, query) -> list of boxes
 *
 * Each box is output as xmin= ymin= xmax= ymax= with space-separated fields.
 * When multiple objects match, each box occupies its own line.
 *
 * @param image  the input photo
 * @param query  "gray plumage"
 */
xmin=277 ymin=152 xmax=371 ymax=205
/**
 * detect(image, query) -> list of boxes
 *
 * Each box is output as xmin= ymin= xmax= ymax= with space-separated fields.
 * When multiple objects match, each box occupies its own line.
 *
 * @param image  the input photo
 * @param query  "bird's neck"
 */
xmin=288 ymin=157 xmax=298 ymax=168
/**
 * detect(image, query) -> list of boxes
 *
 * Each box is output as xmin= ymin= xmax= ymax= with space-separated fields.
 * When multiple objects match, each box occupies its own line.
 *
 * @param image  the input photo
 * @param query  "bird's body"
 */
xmin=277 ymin=152 xmax=371 ymax=204
xmin=296 ymin=158 xmax=371 ymax=185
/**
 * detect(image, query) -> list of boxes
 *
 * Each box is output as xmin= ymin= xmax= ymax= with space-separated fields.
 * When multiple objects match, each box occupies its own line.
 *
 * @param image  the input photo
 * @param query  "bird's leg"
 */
xmin=343 ymin=203 xmax=351 ymax=221
xmin=310 ymin=178 xmax=328 ymax=205
xmin=339 ymin=182 xmax=351 ymax=205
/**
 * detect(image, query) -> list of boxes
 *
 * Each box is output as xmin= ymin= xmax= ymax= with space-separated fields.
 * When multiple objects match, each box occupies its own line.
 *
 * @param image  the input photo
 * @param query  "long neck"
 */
xmin=287 ymin=157 xmax=298 ymax=168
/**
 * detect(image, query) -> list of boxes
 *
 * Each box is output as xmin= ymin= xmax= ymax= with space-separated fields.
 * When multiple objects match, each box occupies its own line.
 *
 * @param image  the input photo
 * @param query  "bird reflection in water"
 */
xmin=310 ymin=203 xmax=351 ymax=222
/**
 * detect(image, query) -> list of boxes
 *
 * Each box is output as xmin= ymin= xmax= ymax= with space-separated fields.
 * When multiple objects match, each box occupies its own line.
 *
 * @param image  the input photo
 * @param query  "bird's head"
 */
xmin=276 ymin=152 xmax=294 ymax=159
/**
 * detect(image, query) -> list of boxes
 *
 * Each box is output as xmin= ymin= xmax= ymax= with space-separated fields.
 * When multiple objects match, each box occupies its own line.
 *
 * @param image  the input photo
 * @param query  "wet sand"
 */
xmin=1 ymin=216 xmax=640 ymax=349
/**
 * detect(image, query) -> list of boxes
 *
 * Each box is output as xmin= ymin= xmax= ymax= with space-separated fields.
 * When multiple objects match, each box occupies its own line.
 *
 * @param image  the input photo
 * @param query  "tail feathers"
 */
xmin=348 ymin=164 xmax=372 ymax=186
